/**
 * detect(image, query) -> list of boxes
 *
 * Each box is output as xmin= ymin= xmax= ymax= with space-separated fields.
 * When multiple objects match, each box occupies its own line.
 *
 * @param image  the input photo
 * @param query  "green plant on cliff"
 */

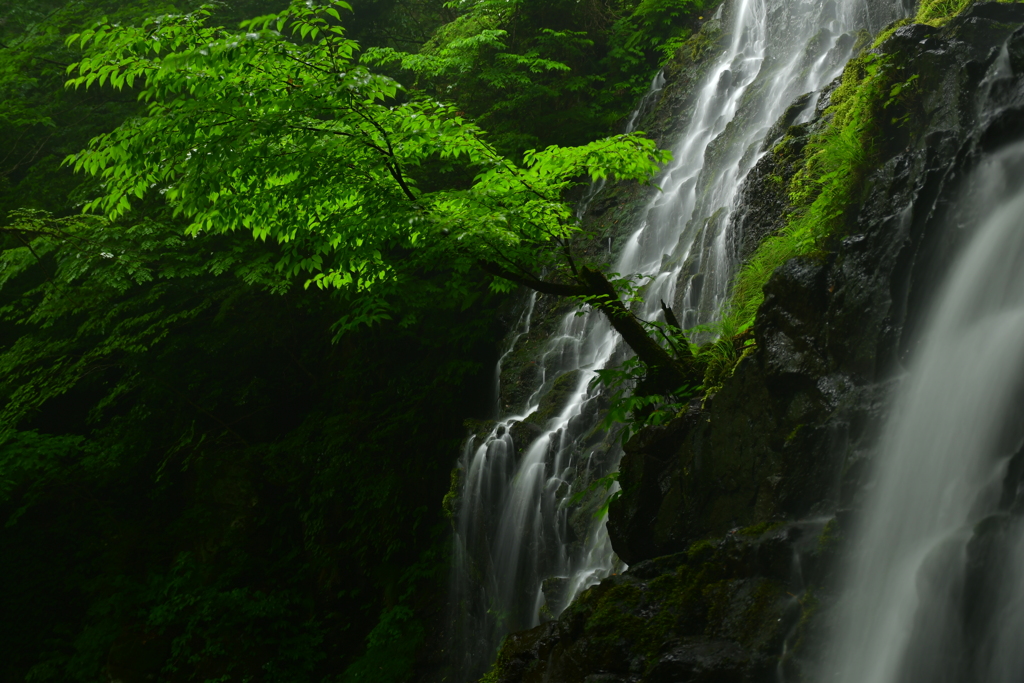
xmin=568 ymin=470 xmax=622 ymax=518
xmin=698 ymin=42 xmax=921 ymax=390
xmin=916 ymin=0 xmax=1024 ymax=25
xmin=442 ymin=466 xmax=463 ymax=520
xmin=590 ymin=354 xmax=702 ymax=443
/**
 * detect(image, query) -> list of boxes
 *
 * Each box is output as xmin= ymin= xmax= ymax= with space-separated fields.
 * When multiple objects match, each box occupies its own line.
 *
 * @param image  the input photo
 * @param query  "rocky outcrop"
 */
xmin=610 ymin=1 xmax=1024 ymax=563
xmin=489 ymin=4 xmax=1024 ymax=681
xmin=480 ymin=521 xmax=834 ymax=683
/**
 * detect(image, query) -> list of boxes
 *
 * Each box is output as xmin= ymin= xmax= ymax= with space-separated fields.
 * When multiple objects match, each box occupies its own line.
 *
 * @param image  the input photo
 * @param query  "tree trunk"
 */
xmin=479 ymin=260 xmax=698 ymax=394
xmin=578 ymin=267 xmax=695 ymax=392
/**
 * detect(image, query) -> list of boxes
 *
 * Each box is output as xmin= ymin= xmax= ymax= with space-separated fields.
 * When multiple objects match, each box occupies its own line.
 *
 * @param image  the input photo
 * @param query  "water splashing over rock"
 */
xmin=824 ymin=140 xmax=1024 ymax=683
xmin=448 ymin=0 xmax=904 ymax=678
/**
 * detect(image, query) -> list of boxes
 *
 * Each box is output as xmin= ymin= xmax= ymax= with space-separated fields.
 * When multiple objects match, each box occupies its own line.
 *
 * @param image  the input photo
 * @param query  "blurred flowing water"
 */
xmin=823 ymin=140 xmax=1024 ymax=683
xmin=448 ymin=0 xmax=903 ymax=678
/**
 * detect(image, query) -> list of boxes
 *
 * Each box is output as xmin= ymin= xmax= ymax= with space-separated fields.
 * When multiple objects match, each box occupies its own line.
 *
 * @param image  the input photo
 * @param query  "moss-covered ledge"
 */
xmin=478 ymin=522 xmax=832 ymax=683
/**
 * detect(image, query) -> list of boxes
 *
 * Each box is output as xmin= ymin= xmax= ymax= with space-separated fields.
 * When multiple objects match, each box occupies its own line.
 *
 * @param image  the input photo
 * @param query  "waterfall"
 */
xmin=823 ymin=142 xmax=1024 ymax=683
xmin=449 ymin=0 xmax=902 ymax=678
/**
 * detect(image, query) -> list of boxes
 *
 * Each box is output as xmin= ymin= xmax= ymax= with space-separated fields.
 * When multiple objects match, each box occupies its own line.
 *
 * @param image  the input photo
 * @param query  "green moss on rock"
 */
xmin=442 ymin=467 xmax=463 ymax=521
xmin=737 ymin=520 xmax=785 ymax=537
xmin=483 ymin=518 xmax=823 ymax=682
xmin=523 ymin=370 xmax=582 ymax=428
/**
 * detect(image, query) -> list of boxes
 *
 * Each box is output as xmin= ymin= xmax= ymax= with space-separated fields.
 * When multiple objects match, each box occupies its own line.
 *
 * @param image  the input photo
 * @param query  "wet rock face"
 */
xmin=482 ymin=524 xmax=830 ymax=683
xmin=611 ymin=4 xmax=1024 ymax=566
xmin=578 ymin=0 xmax=733 ymax=271
xmin=644 ymin=5 xmax=731 ymax=147
xmin=729 ymin=110 xmax=813 ymax=263
xmin=497 ymin=292 xmax=573 ymax=415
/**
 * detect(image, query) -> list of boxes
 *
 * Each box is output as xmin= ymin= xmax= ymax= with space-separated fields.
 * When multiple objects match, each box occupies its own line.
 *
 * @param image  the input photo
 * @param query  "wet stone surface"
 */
xmin=481 ymin=523 xmax=832 ymax=683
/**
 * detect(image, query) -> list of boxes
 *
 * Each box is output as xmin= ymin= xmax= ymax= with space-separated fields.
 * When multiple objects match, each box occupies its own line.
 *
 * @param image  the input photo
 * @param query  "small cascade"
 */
xmin=647 ymin=0 xmax=902 ymax=330
xmin=625 ymin=70 xmax=669 ymax=135
xmin=449 ymin=295 xmax=622 ymax=681
xmin=449 ymin=0 xmax=902 ymax=678
xmin=823 ymin=143 xmax=1024 ymax=683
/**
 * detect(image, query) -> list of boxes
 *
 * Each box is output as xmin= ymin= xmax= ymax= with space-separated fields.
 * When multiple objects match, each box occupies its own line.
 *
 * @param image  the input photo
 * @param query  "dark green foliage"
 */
xmin=590 ymin=354 xmax=702 ymax=445
xmin=368 ymin=0 xmax=708 ymax=158
xmin=599 ymin=0 xmax=706 ymax=97
xmin=0 ymin=0 xmax=286 ymax=218
xmin=0 ymin=208 xmax=501 ymax=681
xmin=340 ymin=0 xmax=451 ymax=49
xmin=0 ymin=0 xmax=167 ymax=216
xmin=340 ymin=605 xmax=425 ymax=682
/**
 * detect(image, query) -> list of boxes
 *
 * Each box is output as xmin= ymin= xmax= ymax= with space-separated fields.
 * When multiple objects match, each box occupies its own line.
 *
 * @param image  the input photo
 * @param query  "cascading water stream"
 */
xmin=822 ymin=143 xmax=1024 ymax=683
xmin=449 ymin=0 xmax=902 ymax=678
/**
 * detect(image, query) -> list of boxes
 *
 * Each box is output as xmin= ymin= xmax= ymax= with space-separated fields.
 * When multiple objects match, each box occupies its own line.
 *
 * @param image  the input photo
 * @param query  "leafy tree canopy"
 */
xmin=67 ymin=0 xmax=670 ymax=333
xmin=0 ymin=0 xmax=711 ymax=679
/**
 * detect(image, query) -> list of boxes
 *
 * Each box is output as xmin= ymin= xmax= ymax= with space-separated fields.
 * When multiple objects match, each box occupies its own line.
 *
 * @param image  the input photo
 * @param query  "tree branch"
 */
xmin=660 ymin=299 xmax=682 ymax=331
xmin=578 ymin=267 xmax=693 ymax=390
xmin=477 ymin=259 xmax=590 ymax=297
xmin=479 ymin=259 xmax=695 ymax=388
xmin=350 ymin=104 xmax=419 ymax=201
xmin=0 ymin=42 xmax=71 ymax=68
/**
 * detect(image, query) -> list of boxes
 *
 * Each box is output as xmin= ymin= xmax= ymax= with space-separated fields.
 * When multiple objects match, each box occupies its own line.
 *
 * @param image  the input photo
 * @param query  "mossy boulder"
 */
xmin=478 ymin=527 xmax=818 ymax=683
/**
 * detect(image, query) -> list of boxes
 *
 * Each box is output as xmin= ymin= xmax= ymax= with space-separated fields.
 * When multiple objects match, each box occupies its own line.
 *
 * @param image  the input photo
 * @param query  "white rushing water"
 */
xmin=449 ymin=0 xmax=902 ymax=678
xmin=824 ymin=142 xmax=1024 ymax=683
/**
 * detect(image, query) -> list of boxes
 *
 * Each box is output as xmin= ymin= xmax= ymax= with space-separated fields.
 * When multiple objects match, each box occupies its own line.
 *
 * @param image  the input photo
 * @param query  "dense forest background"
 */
xmin=0 ymin=0 xmax=703 ymax=680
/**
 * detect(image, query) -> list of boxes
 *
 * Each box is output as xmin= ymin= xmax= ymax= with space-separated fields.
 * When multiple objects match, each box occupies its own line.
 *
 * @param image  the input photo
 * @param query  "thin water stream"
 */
xmin=449 ymin=0 xmax=902 ymax=678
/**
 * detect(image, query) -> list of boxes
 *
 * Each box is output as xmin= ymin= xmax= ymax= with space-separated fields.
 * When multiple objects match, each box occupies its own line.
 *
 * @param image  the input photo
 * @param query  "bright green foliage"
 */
xmin=915 ymin=0 xmax=1024 ymax=25
xmin=66 ymin=0 xmax=669 ymax=333
xmin=915 ymin=0 xmax=973 ymax=25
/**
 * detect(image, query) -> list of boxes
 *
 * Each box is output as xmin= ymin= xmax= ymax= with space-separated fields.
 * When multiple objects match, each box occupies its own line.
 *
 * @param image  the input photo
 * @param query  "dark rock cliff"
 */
xmin=482 ymin=4 xmax=1024 ymax=682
